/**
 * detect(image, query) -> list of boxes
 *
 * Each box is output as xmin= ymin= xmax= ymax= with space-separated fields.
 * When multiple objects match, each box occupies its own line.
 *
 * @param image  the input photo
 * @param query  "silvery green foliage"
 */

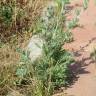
xmin=40 ymin=1 xmax=72 ymax=41
xmin=41 ymin=1 xmax=58 ymax=26
xmin=66 ymin=17 xmax=79 ymax=29
xmin=16 ymin=0 xmax=74 ymax=94
xmin=90 ymin=48 xmax=96 ymax=61
xmin=95 ymin=0 xmax=96 ymax=5
xmin=33 ymin=0 xmax=74 ymax=88
xmin=66 ymin=9 xmax=81 ymax=29
xmin=83 ymin=0 xmax=89 ymax=9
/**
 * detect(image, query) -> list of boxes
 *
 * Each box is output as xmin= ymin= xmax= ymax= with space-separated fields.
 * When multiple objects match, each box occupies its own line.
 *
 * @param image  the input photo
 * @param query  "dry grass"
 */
xmin=0 ymin=0 xmax=48 ymax=65
xmin=0 ymin=0 xmax=47 ymax=42
xmin=0 ymin=44 xmax=20 ymax=66
xmin=0 ymin=0 xmax=48 ymax=95
xmin=0 ymin=0 xmax=73 ymax=95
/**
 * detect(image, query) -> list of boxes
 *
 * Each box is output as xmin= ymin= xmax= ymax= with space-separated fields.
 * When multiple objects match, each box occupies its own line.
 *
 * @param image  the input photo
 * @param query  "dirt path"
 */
xmin=53 ymin=0 xmax=96 ymax=96
xmin=54 ymin=0 xmax=96 ymax=96
xmin=64 ymin=0 xmax=96 ymax=96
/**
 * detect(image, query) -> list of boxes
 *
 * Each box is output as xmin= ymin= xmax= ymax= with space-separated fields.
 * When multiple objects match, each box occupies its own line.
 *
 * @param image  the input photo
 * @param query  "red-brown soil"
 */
xmin=54 ymin=0 xmax=96 ymax=96
xmin=66 ymin=0 xmax=96 ymax=96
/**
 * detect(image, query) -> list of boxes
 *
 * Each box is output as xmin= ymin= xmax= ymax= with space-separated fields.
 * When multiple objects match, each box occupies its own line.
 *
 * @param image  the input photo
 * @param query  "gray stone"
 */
xmin=26 ymin=35 xmax=44 ymax=62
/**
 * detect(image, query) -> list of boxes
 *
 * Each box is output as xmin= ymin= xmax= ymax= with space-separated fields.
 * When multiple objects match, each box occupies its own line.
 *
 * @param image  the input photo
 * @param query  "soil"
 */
xmin=54 ymin=0 xmax=96 ymax=96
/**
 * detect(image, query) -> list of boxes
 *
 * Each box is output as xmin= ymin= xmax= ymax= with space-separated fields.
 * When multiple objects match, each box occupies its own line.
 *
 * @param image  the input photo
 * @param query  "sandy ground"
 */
xmin=65 ymin=0 xmax=96 ymax=96
xmin=54 ymin=0 xmax=96 ymax=96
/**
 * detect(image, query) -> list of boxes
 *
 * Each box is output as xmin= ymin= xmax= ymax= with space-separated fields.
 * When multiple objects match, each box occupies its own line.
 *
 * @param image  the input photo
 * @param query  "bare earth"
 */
xmin=54 ymin=0 xmax=96 ymax=96
xmin=65 ymin=0 xmax=96 ymax=96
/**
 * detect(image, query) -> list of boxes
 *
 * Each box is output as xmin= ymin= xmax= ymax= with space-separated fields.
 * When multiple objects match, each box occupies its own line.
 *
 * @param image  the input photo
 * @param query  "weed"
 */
xmin=83 ymin=0 xmax=89 ymax=9
xmin=0 ymin=0 xmax=75 ymax=96
xmin=15 ymin=1 xmax=74 ymax=95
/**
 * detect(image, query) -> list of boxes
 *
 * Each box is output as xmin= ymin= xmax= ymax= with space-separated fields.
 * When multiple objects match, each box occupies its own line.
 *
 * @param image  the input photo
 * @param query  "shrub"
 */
xmin=0 ymin=0 xmax=45 ymax=42
xmin=15 ymin=1 xmax=74 ymax=95
xmin=83 ymin=0 xmax=89 ymax=9
xmin=0 ymin=0 xmax=75 ymax=96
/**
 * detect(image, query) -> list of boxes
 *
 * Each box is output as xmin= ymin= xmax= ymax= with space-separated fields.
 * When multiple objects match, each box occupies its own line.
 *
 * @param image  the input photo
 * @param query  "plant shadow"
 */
xmin=67 ymin=37 xmax=96 ymax=87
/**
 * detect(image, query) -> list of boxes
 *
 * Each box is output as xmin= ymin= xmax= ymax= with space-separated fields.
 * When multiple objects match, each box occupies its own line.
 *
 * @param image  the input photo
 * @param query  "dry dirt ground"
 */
xmin=54 ymin=0 xmax=96 ymax=96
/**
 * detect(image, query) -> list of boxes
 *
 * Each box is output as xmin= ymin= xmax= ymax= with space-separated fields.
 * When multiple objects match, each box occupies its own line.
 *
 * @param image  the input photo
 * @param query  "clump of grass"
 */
xmin=0 ymin=0 xmax=46 ymax=42
xmin=15 ymin=0 xmax=74 ymax=95
xmin=90 ymin=48 xmax=96 ymax=64
xmin=66 ymin=8 xmax=81 ymax=29
xmin=0 ymin=0 xmax=47 ymax=95
xmin=0 ymin=0 xmax=75 ymax=96
xmin=83 ymin=0 xmax=89 ymax=10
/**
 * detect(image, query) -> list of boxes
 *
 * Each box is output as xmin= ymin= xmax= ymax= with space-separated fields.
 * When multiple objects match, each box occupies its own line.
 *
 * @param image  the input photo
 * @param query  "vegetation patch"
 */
xmin=0 ymin=0 xmax=85 ymax=96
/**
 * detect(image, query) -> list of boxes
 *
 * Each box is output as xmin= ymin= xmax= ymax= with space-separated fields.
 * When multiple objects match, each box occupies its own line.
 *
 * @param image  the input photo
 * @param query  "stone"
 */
xmin=26 ymin=35 xmax=44 ymax=62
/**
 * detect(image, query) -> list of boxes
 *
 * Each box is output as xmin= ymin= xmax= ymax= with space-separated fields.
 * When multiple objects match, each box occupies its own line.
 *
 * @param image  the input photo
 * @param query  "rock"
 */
xmin=26 ymin=35 xmax=44 ymax=62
